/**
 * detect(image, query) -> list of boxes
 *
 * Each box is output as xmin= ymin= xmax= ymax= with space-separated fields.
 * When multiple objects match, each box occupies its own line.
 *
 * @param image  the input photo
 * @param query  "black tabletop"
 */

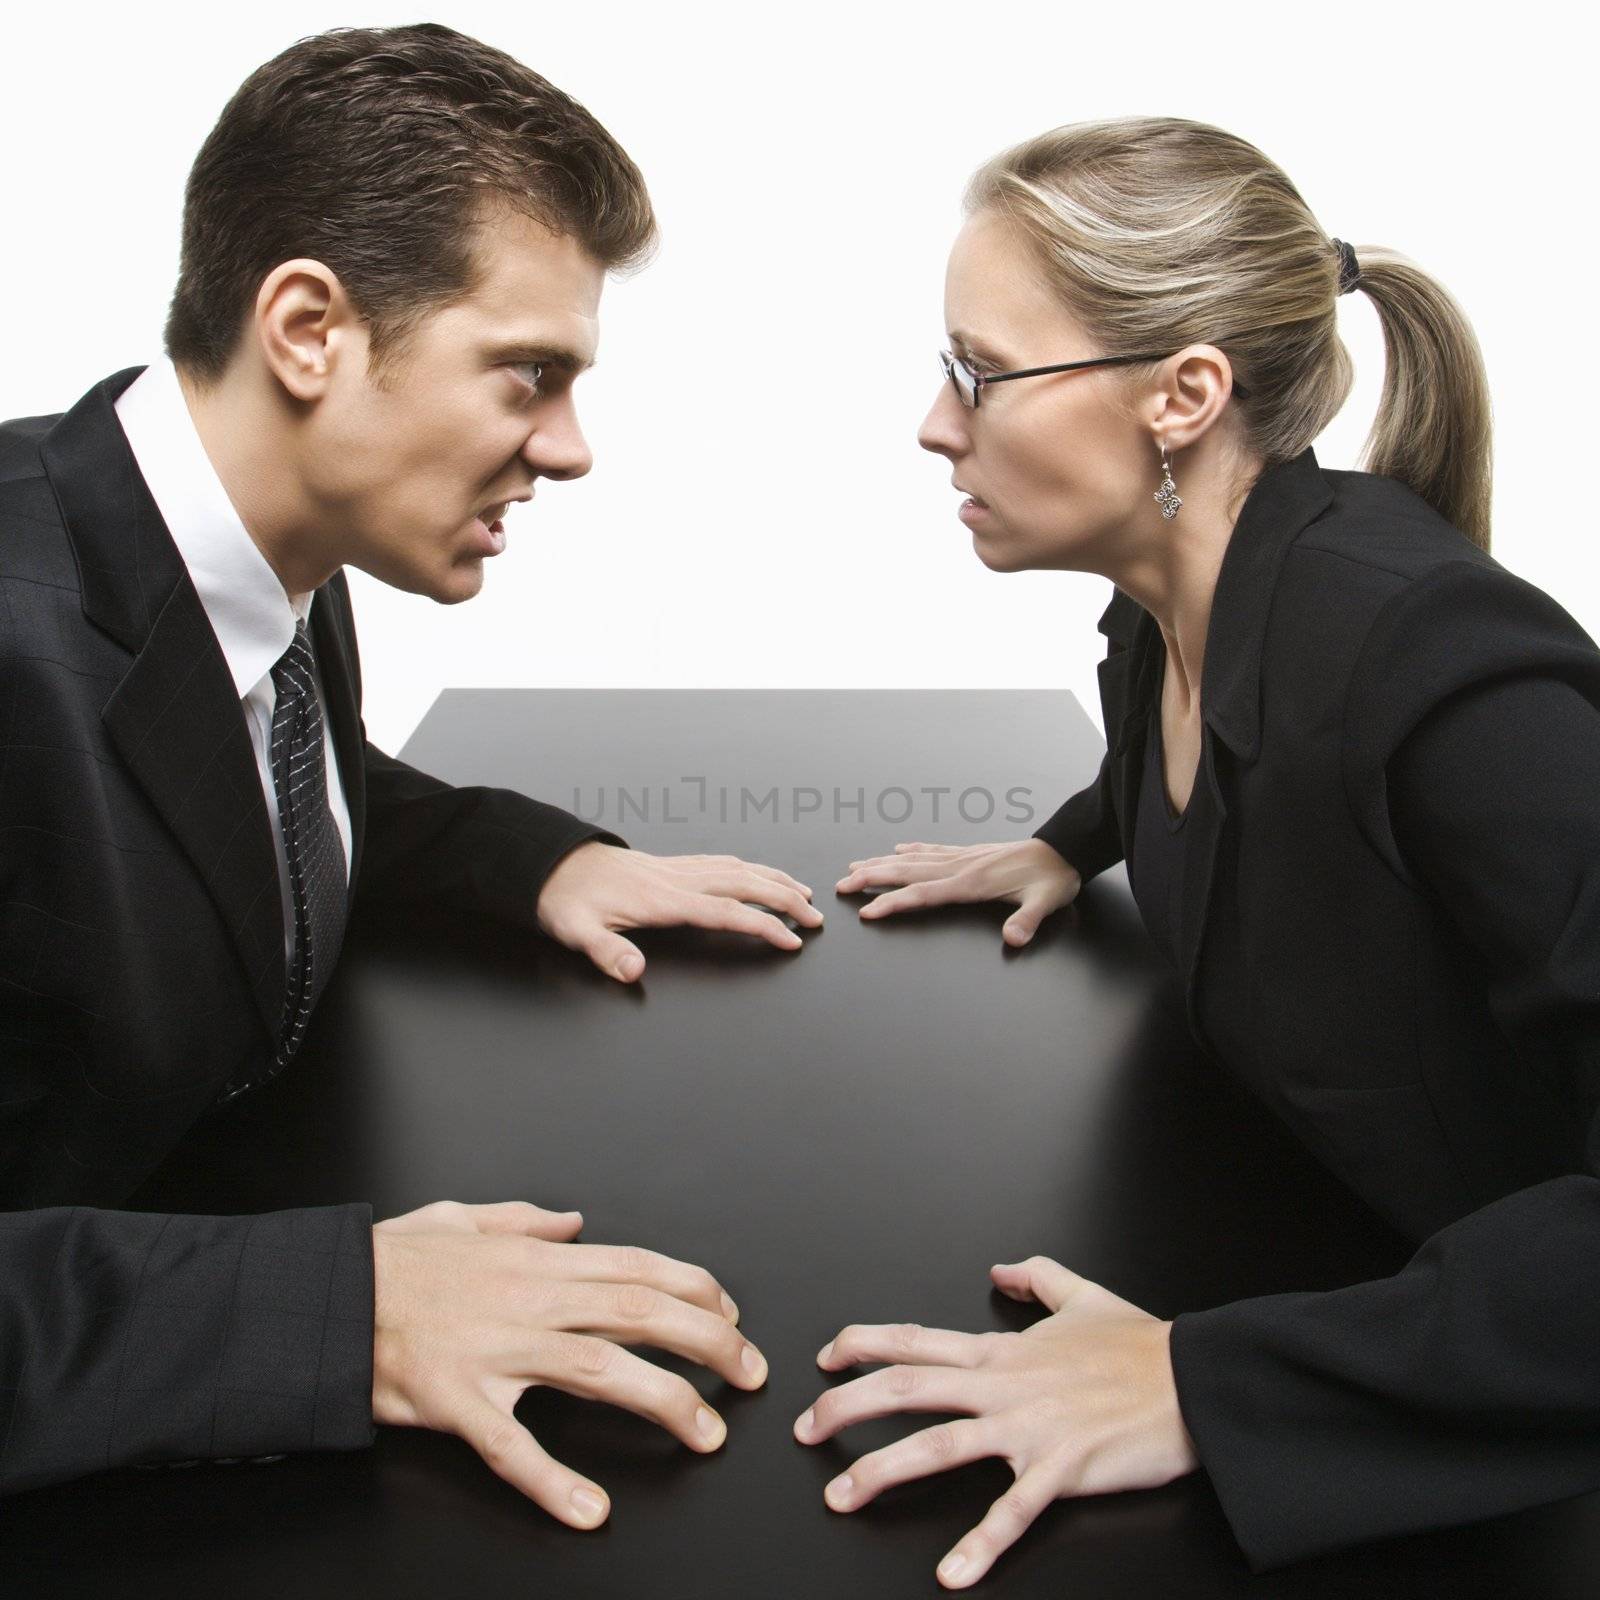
xmin=6 ymin=690 xmax=1597 ymax=1598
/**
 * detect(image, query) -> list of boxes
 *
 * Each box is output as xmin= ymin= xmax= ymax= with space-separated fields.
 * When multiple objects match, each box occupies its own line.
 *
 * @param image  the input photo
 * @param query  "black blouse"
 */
xmin=1129 ymin=702 xmax=1196 ymax=971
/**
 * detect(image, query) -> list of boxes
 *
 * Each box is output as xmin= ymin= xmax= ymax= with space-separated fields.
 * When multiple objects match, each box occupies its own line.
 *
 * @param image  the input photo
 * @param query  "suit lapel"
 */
xmin=43 ymin=370 xmax=286 ymax=1038
xmin=1104 ymin=610 xmax=1160 ymax=880
xmin=101 ymin=584 xmax=287 ymax=1035
xmin=310 ymin=572 xmax=367 ymax=894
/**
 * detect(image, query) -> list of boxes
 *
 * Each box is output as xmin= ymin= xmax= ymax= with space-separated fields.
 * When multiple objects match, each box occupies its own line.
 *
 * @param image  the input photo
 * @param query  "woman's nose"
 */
xmin=918 ymin=382 xmax=969 ymax=458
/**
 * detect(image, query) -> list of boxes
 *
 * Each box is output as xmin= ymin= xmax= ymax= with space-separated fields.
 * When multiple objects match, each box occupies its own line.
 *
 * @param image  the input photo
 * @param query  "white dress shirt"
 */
xmin=115 ymin=357 xmax=353 ymax=960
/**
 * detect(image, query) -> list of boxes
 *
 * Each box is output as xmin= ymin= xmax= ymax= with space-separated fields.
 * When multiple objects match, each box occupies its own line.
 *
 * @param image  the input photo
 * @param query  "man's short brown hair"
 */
xmin=164 ymin=23 xmax=657 ymax=382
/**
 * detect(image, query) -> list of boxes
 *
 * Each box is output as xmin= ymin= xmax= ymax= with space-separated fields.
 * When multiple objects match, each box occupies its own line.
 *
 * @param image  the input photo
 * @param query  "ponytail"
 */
xmin=1355 ymin=249 xmax=1493 ymax=551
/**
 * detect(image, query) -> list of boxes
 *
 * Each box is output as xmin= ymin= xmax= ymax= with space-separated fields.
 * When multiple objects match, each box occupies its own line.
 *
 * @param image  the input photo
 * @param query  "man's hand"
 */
xmin=538 ymin=842 xmax=824 ymax=981
xmin=835 ymin=839 xmax=1080 ymax=946
xmin=794 ymin=1257 xmax=1197 ymax=1588
xmin=372 ymin=1199 xmax=767 ymax=1527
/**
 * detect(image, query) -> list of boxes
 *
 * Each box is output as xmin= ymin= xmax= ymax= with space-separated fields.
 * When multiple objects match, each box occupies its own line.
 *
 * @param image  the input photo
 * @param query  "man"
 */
xmin=0 ymin=23 xmax=820 ymax=1524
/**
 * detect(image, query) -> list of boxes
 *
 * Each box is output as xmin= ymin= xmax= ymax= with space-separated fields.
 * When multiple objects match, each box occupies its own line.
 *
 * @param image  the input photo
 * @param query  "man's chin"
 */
xmin=432 ymin=557 xmax=487 ymax=605
xmin=354 ymin=553 xmax=486 ymax=604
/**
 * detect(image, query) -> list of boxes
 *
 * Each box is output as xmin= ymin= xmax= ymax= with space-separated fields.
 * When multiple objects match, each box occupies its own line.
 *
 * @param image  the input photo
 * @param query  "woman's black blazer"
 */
xmin=1035 ymin=448 xmax=1600 ymax=1569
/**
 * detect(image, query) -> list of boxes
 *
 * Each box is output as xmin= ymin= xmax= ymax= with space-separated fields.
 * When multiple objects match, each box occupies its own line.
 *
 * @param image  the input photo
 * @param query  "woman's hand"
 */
xmin=794 ymin=1257 xmax=1198 ymax=1589
xmin=372 ymin=1200 xmax=765 ymax=1528
xmin=835 ymin=839 xmax=1081 ymax=946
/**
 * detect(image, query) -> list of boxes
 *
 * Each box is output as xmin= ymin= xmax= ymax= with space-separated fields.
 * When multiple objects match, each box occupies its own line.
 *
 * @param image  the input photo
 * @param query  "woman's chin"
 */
xmin=971 ymin=527 xmax=1026 ymax=573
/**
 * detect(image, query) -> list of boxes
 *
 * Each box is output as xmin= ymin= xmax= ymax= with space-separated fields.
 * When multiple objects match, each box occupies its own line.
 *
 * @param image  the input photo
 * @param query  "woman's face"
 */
xmin=918 ymin=209 xmax=1155 ymax=574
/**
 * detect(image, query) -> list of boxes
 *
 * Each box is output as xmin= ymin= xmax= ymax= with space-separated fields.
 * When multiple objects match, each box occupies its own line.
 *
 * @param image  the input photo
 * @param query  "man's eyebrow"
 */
xmin=488 ymin=343 xmax=596 ymax=373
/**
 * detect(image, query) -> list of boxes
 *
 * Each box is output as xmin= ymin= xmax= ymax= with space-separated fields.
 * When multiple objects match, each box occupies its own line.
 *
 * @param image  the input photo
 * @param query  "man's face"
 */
xmin=305 ymin=208 xmax=604 ymax=604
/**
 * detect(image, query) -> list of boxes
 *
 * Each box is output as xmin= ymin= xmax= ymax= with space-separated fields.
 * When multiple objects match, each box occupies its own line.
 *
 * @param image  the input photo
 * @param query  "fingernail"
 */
xmin=816 ymin=1340 xmax=834 ymax=1365
xmin=825 ymin=1473 xmax=854 ymax=1507
xmin=794 ymin=1407 xmax=814 ymax=1439
xmin=939 ymin=1552 xmax=969 ymax=1582
xmin=720 ymin=1292 xmax=739 ymax=1322
xmin=740 ymin=1344 xmax=767 ymax=1381
xmin=696 ymin=1407 xmax=725 ymax=1446
xmin=570 ymin=1487 xmax=607 ymax=1525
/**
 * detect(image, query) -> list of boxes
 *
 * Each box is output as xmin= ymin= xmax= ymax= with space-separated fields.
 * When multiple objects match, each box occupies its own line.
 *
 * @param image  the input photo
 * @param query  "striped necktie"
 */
xmin=222 ymin=620 xmax=348 ymax=1100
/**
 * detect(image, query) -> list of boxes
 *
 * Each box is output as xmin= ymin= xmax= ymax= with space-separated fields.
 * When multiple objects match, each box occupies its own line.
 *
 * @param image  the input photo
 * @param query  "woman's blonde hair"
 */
xmin=966 ymin=117 xmax=1493 ymax=549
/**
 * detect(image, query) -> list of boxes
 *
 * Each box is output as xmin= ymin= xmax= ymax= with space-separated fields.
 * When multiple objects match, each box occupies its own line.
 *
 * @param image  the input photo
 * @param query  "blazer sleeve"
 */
xmin=0 ymin=1202 xmax=375 ymax=1494
xmin=358 ymin=740 xmax=623 ymax=927
xmin=1167 ymin=562 xmax=1600 ymax=1569
xmin=1031 ymin=749 xmax=1124 ymax=884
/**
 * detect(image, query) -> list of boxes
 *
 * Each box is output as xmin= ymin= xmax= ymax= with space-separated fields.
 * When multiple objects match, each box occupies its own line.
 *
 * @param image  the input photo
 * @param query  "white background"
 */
xmin=2 ymin=1 xmax=1590 ymax=755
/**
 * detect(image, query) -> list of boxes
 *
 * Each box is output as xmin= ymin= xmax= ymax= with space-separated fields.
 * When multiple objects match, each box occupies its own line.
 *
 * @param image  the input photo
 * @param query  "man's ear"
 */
xmin=1145 ymin=344 xmax=1238 ymax=452
xmin=252 ymin=258 xmax=363 ymax=401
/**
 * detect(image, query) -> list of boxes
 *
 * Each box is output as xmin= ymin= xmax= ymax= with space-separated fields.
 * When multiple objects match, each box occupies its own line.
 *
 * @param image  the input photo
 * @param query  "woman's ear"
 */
xmin=1147 ymin=344 xmax=1238 ymax=452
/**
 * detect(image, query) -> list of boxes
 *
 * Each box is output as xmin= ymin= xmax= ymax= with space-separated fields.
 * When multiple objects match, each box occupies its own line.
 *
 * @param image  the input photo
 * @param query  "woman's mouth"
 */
xmin=955 ymin=486 xmax=991 ymax=524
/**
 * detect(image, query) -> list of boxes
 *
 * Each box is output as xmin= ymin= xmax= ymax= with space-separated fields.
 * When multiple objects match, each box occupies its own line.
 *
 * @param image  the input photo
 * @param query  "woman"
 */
xmin=793 ymin=117 xmax=1600 ymax=1587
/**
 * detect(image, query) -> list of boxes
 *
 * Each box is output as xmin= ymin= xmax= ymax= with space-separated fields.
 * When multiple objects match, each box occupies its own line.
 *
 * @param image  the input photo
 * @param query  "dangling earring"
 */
xmin=1154 ymin=439 xmax=1182 ymax=521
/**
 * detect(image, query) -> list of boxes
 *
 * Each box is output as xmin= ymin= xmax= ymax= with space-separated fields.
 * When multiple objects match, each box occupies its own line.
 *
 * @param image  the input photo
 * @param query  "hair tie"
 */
xmin=1331 ymin=238 xmax=1361 ymax=296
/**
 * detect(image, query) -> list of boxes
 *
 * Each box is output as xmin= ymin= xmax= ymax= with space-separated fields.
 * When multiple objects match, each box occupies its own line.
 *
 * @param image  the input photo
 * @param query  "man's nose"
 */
xmin=917 ymin=382 xmax=969 ymax=458
xmin=521 ymin=396 xmax=594 ymax=481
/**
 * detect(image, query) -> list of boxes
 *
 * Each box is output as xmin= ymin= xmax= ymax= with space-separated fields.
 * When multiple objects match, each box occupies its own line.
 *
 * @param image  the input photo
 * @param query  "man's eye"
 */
xmin=510 ymin=361 xmax=543 ymax=393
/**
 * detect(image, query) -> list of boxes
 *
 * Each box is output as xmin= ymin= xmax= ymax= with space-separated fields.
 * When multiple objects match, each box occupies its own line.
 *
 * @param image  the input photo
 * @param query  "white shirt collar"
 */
xmin=115 ymin=355 xmax=312 ymax=697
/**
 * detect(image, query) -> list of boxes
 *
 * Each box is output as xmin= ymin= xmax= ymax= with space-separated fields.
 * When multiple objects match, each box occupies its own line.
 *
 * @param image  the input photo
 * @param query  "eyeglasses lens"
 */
xmin=939 ymin=351 xmax=977 ymax=408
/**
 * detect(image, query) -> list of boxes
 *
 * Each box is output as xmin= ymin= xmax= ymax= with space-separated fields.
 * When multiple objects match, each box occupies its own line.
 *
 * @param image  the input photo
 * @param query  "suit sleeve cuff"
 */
xmin=1033 ymin=801 xmax=1123 ymax=883
xmin=1169 ymin=1302 xmax=1325 ymax=1571
xmin=449 ymin=793 xmax=625 ymax=929
xmin=209 ymin=1201 xmax=376 ymax=1458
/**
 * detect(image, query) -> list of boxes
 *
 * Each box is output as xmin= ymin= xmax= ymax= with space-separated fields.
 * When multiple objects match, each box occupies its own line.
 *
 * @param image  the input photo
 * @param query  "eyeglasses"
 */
xmin=938 ymin=348 xmax=1249 ymax=408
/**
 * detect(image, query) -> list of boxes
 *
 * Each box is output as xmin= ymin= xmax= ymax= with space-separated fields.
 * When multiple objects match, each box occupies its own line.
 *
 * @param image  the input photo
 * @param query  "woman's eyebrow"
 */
xmin=949 ymin=330 xmax=1008 ymax=366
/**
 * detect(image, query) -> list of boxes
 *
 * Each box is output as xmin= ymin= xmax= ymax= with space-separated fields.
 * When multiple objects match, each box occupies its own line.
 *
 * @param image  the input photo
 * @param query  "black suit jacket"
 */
xmin=0 ymin=369 xmax=615 ymax=1493
xmin=1036 ymin=449 xmax=1600 ymax=1567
